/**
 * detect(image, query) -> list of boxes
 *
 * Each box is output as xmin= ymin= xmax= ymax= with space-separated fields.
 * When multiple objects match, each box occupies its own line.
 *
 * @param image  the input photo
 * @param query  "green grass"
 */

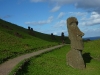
xmin=83 ymin=39 xmax=100 ymax=58
xmin=0 ymin=19 xmax=70 ymax=64
xmin=15 ymin=40 xmax=100 ymax=75
xmin=0 ymin=28 xmax=58 ymax=64
xmin=9 ymin=59 xmax=28 ymax=75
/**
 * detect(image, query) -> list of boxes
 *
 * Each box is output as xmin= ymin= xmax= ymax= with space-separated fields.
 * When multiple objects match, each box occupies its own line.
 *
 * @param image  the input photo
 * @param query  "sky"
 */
xmin=0 ymin=0 xmax=100 ymax=38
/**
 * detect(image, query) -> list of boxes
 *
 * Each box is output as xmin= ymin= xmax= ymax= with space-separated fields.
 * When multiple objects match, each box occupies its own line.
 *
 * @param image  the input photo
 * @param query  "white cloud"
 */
xmin=68 ymin=12 xmax=87 ymax=17
xmin=30 ymin=0 xmax=78 ymax=4
xmin=30 ymin=0 xmax=100 ymax=13
xmin=90 ymin=12 xmax=100 ymax=19
xmin=52 ymin=29 xmax=68 ymax=36
xmin=4 ymin=15 xmax=11 ymax=18
xmin=30 ymin=0 xmax=77 ymax=12
xmin=54 ymin=20 xmax=66 ymax=28
xmin=80 ymin=12 xmax=100 ymax=26
xmin=47 ymin=16 xmax=54 ymax=23
xmin=75 ymin=0 xmax=100 ymax=13
xmin=57 ymin=12 xmax=65 ymax=19
xmin=30 ymin=0 xmax=45 ymax=2
xmin=25 ymin=16 xmax=53 ymax=25
xmin=50 ymin=0 xmax=79 ymax=5
xmin=50 ymin=6 xmax=61 ymax=12
xmin=53 ymin=32 xmax=58 ymax=35
xmin=0 ymin=15 xmax=12 ymax=19
xmin=83 ymin=27 xmax=100 ymax=37
xmin=76 ymin=0 xmax=100 ymax=9
xmin=29 ymin=0 xmax=100 ymax=37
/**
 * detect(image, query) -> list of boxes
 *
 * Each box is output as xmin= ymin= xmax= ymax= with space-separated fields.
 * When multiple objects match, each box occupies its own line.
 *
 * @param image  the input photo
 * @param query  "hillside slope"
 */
xmin=0 ymin=19 xmax=70 ymax=64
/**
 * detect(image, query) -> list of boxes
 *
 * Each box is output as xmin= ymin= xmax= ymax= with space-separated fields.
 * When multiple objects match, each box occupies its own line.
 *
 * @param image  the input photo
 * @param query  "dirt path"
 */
xmin=0 ymin=44 xmax=64 ymax=75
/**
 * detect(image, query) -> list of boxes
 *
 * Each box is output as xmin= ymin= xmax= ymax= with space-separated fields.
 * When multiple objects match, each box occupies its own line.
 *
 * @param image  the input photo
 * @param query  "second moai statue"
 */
xmin=66 ymin=17 xmax=85 ymax=69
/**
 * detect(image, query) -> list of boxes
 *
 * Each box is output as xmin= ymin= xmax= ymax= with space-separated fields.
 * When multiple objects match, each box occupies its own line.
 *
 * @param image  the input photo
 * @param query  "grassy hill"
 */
xmin=0 ymin=19 xmax=70 ymax=64
xmin=13 ymin=39 xmax=100 ymax=75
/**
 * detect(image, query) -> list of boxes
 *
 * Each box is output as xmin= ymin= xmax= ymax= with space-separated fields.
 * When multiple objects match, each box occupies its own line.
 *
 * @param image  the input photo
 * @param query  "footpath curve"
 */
xmin=0 ymin=44 xmax=64 ymax=75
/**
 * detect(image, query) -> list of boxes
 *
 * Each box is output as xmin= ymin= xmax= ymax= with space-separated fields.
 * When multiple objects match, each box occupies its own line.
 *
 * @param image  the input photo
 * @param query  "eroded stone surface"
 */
xmin=67 ymin=49 xmax=85 ymax=69
xmin=67 ymin=17 xmax=84 ymax=50
xmin=66 ymin=17 xmax=85 ymax=69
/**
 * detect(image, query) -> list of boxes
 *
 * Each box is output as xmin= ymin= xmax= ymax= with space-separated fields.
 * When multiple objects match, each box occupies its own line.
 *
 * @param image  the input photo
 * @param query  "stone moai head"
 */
xmin=28 ymin=26 xmax=30 ymax=30
xmin=61 ymin=32 xmax=64 ymax=39
xmin=61 ymin=32 xmax=64 ymax=37
xmin=31 ymin=28 xmax=33 ymax=31
xmin=67 ymin=17 xmax=84 ymax=50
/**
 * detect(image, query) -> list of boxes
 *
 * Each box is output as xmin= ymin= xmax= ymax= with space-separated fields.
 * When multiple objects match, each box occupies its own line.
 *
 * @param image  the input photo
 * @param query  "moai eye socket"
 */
xmin=76 ymin=21 xmax=78 ymax=25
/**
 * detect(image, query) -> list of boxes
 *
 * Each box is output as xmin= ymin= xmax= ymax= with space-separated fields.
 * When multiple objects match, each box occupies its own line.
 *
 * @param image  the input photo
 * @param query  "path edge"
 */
xmin=8 ymin=44 xmax=65 ymax=75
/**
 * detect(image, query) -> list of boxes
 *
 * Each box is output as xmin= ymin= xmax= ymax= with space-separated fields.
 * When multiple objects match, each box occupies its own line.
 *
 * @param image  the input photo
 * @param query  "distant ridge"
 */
xmin=83 ymin=36 xmax=100 ymax=40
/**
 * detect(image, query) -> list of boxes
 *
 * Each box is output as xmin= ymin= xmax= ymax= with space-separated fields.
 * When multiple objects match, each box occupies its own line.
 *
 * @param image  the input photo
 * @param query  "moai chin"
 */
xmin=66 ymin=17 xmax=85 ymax=69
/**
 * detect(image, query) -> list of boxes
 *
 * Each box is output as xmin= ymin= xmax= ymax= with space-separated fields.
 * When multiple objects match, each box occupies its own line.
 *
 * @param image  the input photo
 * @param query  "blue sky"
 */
xmin=0 ymin=0 xmax=100 ymax=38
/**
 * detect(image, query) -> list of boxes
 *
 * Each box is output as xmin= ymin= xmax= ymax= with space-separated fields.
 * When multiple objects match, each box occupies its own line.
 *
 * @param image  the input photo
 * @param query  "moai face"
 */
xmin=67 ymin=17 xmax=84 ymax=50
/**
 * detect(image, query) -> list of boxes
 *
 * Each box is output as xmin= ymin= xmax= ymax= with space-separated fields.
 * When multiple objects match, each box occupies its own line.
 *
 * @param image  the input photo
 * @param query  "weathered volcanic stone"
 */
xmin=67 ymin=49 xmax=85 ymax=69
xmin=67 ymin=17 xmax=84 ymax=50
xmin=66 ymin=17 xmax=85 ymax=69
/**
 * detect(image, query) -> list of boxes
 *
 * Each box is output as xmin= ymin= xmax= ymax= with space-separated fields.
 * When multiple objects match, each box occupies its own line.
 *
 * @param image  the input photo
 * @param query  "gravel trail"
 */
xmin=0 ymin=44 xmax=64 ymax=75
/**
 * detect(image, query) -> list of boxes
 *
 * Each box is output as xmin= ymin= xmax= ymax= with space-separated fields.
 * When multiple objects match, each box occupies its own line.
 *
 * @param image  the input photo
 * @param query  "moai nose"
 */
xmin=81 ymin=32 xmax=84 ymax=36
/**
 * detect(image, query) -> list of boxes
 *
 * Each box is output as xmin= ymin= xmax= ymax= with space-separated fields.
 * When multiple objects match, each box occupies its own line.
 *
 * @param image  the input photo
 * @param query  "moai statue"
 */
xmin=28 ymin=27 xmax=35 ymax=36
xmin=61 ymin=32 xmax=65 ymax=44
xmin=61 ymin=32 xmax=64 ymax=40
xmin=31 ymin=28 xmax=33 ymax=31
xmin=66 ymin=17 xmax=85 ymax=69
xmin=31 ymin=28 xmax=35 ymax=36
xmin=51 ymin=33 xmax=55 ymax=40
xmin=28 ymin=26 xmax=31 ymax=30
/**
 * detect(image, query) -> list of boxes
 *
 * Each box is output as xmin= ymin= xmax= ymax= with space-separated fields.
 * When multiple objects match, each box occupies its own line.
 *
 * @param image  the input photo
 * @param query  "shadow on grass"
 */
xmin=82 ymin=53 xmax=92 ymax=67
xmin=15 ymin=60 xmax=30 ymax=75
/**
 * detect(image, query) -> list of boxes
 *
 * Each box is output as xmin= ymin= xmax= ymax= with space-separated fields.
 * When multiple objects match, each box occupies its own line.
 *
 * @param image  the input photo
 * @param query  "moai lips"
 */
xmin=66 ymin=17 xmax=85 ymax=69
